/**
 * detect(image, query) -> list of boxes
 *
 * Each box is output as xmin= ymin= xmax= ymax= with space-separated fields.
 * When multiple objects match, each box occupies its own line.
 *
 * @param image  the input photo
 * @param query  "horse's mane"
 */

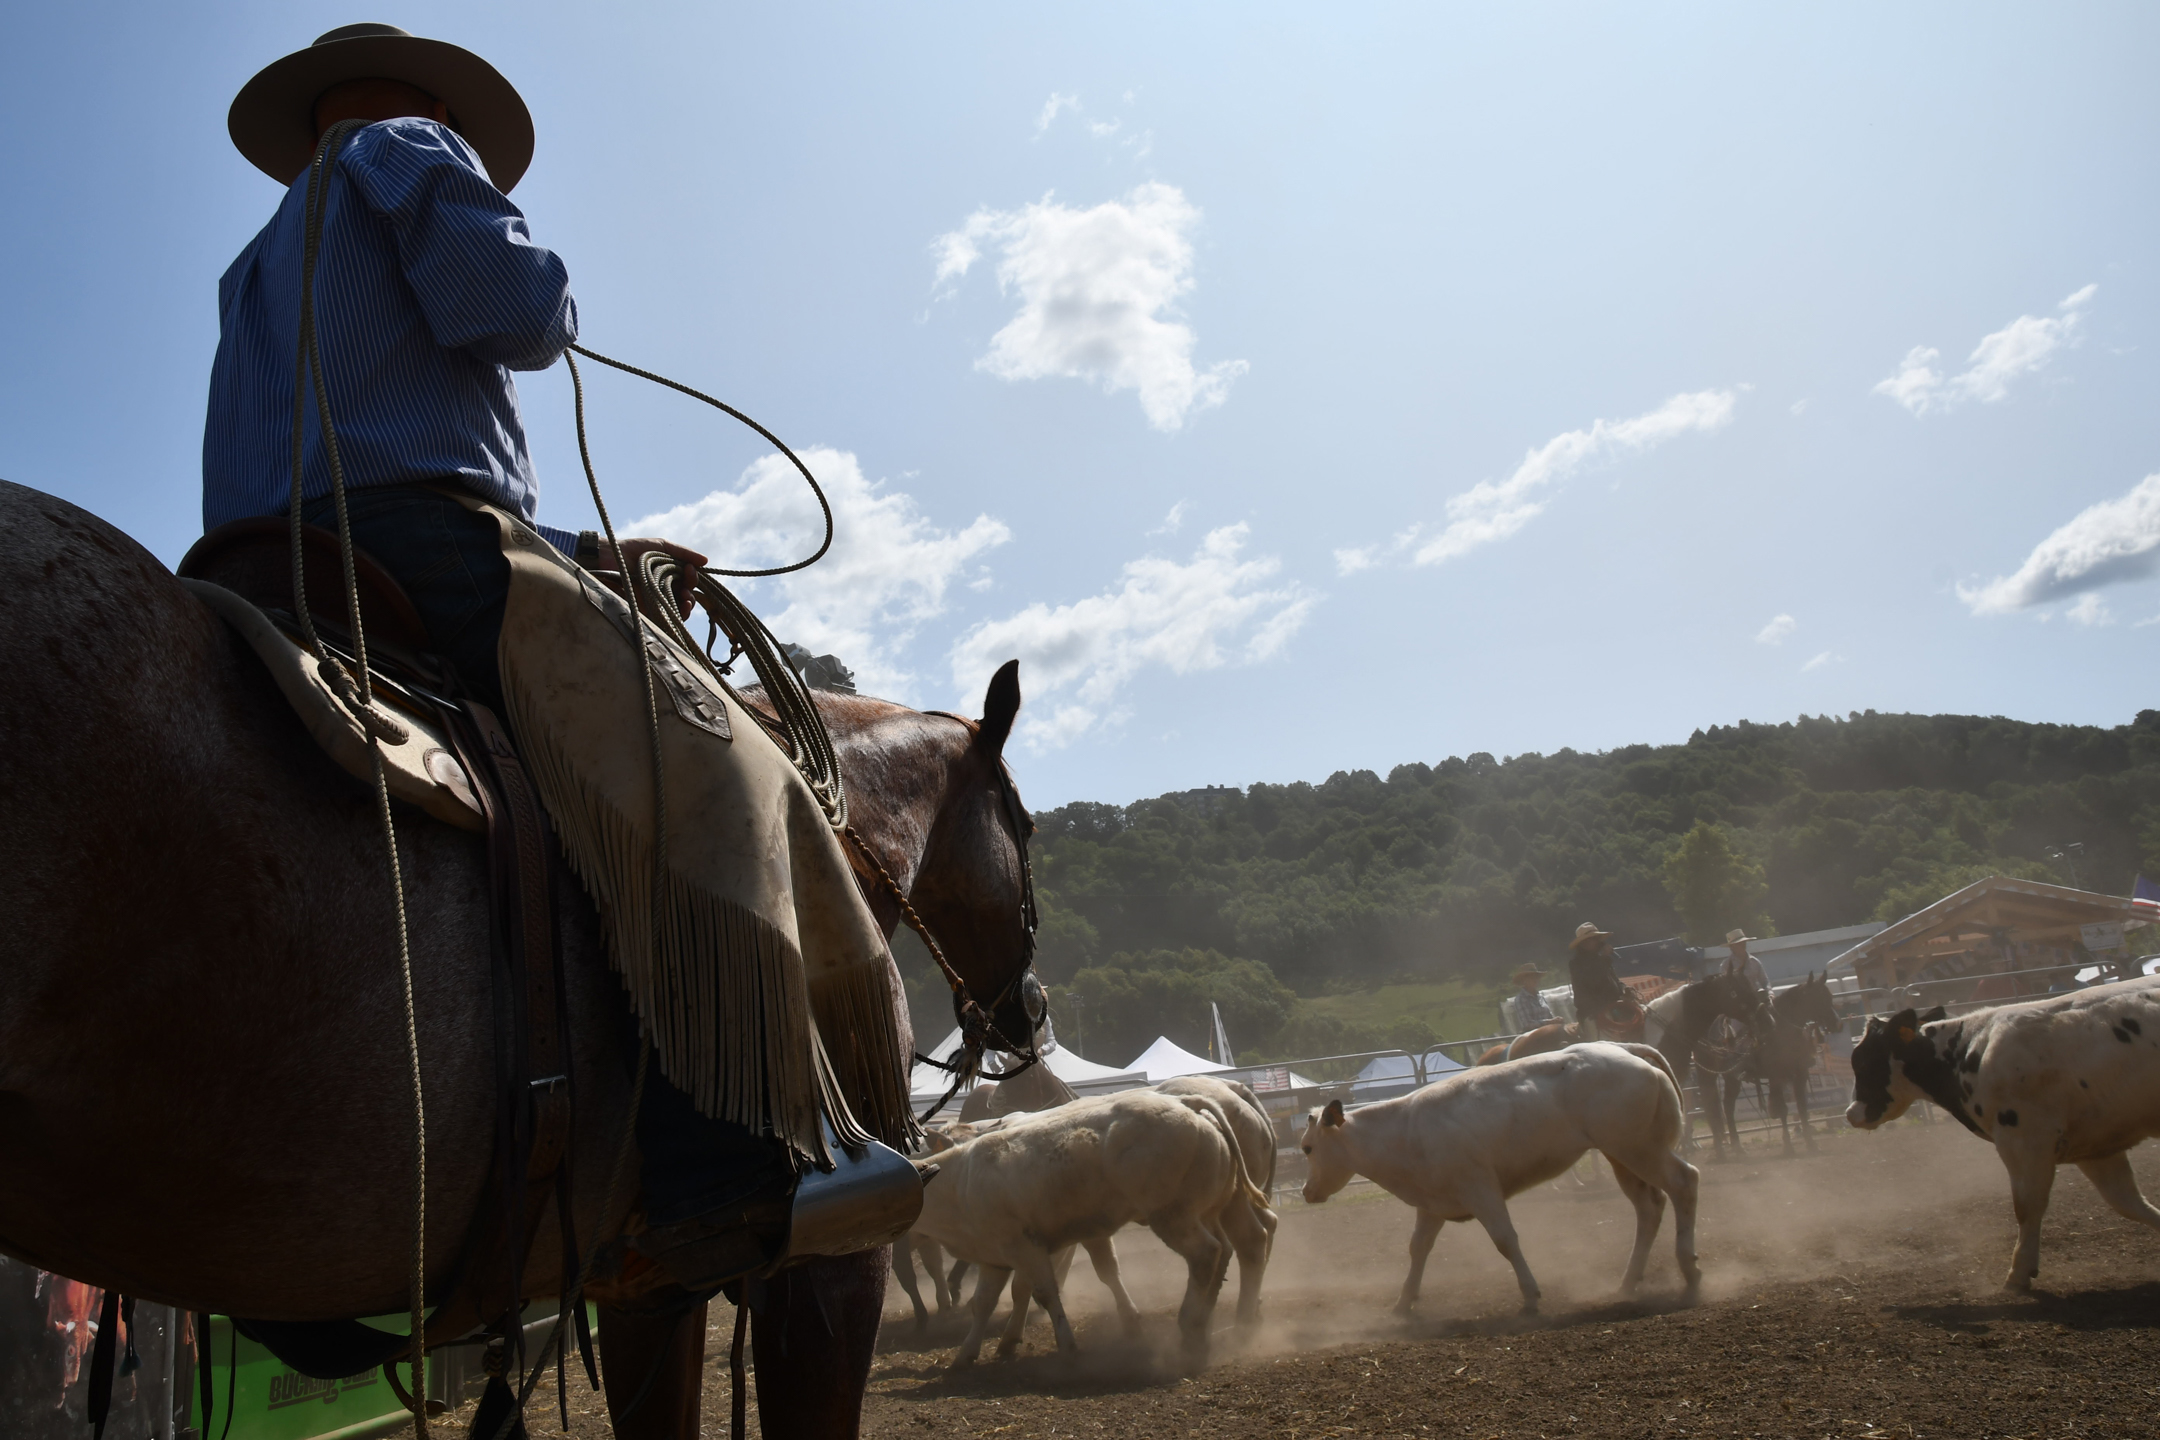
xmin=1643 ymin=983 xmax=1690 ymax=1027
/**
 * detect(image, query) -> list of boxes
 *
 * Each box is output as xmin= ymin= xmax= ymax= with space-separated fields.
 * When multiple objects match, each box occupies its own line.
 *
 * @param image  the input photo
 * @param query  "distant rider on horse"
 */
xmin=1506 ymin=963 xmax=1555 ymax=1033
xmin=1567 ymin=921 xmax=1629 ymax=1042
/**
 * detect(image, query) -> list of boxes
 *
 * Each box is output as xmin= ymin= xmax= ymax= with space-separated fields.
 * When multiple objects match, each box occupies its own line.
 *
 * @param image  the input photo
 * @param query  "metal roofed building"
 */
xmin=1703 ymin=921 xmax=1888 ymax=985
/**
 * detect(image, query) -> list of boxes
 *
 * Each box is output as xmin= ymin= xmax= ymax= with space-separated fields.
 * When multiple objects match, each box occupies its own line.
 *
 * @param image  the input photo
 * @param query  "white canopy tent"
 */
xmin=1127 ymin=1036 xmax=1232 ymax=1083
xmin=1351 ymin=1048 xmax=1467 ymax=1102
xmin=1037 ymin=1045 xmax=1148 ymax=1090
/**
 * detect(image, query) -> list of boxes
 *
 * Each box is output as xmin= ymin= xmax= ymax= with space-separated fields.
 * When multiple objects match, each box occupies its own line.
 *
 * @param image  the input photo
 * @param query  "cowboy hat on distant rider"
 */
xmin=209 ymin=24 xmax=797 ymax=1286
xmin=1567 ymin=921 xmax=1628 ymax=1042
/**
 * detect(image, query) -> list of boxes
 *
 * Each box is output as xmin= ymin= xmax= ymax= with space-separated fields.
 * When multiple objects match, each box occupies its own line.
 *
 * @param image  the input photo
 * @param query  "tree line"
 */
xmin=988 ymin=709 xmax=2160 ymax=1066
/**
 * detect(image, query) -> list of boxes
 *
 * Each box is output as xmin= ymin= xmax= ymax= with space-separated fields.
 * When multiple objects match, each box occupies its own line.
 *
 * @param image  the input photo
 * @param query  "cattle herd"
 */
xmin=897 ymin=974 xmax=2160 ymax=1378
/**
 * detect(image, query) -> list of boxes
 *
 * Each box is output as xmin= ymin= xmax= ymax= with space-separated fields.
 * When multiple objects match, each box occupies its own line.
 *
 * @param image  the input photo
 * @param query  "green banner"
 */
xmin=188 ymin=1316 xmax=412 ymax=1440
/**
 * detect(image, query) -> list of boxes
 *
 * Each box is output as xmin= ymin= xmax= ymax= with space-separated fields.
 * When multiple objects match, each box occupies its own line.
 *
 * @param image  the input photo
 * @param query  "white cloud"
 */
xmin=949 ymin=524 xmax=1314 ymax=750
xmin=1147 ymin=500 xmax=1190 ymax=536
xmin=1410 ymin=389 xmax=1737 ymax=566
xmin=1789 ymin=398 xmax=1811 ymax=416
xmin=1874 ymin=285 xmax=2096 ymax=416
xmin=633 ymin=447 xmax=1010 ymax=696
xmin=1334 ymin=545 xmax=1380 ymax=576
xmin=1801 ymin=650 xmax=1840 ymax=672
xmin=2066 ymin=593 xmax=2112 ymax=627
xmin=1957 ymin=474 xmax=2160 ymax=617
xmin=930 ymin=183 xmax=1248 ymax=431
xmin=1034 ymin=92 xmax=1079 ymax=137
xmin=1756 ymin=613 xmax=1797 ymax=645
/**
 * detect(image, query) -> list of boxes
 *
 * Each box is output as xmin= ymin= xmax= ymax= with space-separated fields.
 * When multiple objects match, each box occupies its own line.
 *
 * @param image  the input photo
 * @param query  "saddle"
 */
xmin=1594 ymin=996 xmax=1647 ymax=1043
xmin=176 ymin=518 xmax=589 ymax=1388
xmin=177 ymin=519 xmax=485 ymax=831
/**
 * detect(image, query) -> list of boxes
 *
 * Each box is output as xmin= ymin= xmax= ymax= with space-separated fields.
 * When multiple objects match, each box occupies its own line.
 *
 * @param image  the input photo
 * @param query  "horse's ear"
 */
xmin=1321 ymin=1098 xmax=1345 ymax=1128
xmin=978 ymin=659 xmax=1022 ymax=757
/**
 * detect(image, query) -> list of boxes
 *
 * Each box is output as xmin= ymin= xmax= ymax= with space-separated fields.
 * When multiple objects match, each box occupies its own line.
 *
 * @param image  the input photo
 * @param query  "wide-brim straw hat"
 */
xmin=1510 ymin=963 xmax=1547 ymax=983
xmin=1725 ymin=928 xmax=1756 ymax=946
xmin=1570 ymin=921 xmax=1612 ymax=950
xmin=229 ymin=23 xmax=534 ymax=191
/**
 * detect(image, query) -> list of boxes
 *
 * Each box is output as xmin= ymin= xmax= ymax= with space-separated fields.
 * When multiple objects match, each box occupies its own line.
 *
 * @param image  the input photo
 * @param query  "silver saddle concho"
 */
xmin=181 ymin=577 xmax=486 ymax=831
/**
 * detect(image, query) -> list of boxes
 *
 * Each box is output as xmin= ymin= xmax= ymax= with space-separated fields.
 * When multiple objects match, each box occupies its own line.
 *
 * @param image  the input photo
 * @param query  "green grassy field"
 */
xmin=1294 ymin=977 xmax=1512 ymax=1046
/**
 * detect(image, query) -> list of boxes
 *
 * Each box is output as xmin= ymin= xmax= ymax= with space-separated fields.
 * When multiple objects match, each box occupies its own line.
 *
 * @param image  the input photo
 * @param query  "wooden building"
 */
xmin=1826 ymin=874 xmax=2155 ymax=1008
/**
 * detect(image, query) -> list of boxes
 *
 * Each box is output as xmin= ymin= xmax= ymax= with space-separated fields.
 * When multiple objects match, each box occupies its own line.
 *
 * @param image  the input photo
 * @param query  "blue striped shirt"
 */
xmin=203 ymin=118 xmax=579 ymax=552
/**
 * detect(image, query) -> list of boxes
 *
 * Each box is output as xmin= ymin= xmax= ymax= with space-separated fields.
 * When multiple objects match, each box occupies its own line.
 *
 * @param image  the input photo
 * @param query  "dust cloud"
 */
xmin=882 ymin=1113 xmax=2021 ymax=1368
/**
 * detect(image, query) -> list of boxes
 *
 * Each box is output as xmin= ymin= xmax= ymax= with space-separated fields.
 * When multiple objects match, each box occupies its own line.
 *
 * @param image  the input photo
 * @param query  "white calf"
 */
xmin=1846 ymin=975 xmax=2160 ymax=1291
xmin=910 ymin=1088 xmax=1266 ymax=1370
xmin=1153 ymin=1075 xmax=1281 ymax=1325
xmin=1299 ymin=1041 xmax=1701 ymax=1314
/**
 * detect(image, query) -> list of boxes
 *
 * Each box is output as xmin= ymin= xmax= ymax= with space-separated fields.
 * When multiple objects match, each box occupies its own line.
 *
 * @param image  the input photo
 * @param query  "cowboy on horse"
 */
xmin=1566 ymin=921 xmax=1633 ymax=1042
xmin=209 ymin=21 xmax=898 ymax=1296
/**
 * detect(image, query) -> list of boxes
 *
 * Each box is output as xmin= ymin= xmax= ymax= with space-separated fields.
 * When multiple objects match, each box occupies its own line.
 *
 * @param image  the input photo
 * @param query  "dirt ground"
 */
xmin=505 ymin=1115 xmax=2160 ymax=1438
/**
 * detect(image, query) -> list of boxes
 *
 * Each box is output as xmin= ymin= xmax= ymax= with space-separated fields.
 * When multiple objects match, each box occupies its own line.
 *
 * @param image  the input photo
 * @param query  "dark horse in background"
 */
xmin=0 ymin=480 xmax=1039 ymax=1439
xmin=1640 ymin=964 xmax=1767 ymax=1161
xmin=1707 ymin=973 xmax=1842 ymax=1157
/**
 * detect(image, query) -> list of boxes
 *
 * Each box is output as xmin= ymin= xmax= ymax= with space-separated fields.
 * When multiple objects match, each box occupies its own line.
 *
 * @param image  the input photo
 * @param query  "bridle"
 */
xmin=842 ymin=711 xmax=1042 ymax=1124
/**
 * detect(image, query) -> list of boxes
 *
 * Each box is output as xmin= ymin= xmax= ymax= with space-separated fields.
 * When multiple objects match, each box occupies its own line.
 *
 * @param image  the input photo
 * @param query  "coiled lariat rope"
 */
xmin=565 ymin=343 xmax=833 ymax=577
xmin=559 ymin=359 xmax=1044 ymax=1120
xmin=287 ymin=118 xmax=429 ymax=1438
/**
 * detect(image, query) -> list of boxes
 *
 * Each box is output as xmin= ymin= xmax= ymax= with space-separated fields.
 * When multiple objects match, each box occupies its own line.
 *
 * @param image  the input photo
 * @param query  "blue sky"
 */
xmin=4 ymin=4 xmax=2156 ymax=807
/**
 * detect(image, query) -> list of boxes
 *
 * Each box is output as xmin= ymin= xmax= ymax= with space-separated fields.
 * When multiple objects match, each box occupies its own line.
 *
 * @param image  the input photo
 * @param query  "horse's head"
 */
xmin=810 ymin=659 xmax=1044 ymax=1062
xmin=1786 ymin=971 xmax=1842 ymax=1034
xmin=913 ymin=659 xmax=1043 ymax=1056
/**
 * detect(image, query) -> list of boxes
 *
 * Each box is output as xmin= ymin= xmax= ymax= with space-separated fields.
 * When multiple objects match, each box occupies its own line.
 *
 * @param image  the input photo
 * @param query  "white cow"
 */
xmin=1845 ymin=975 xmax=2160 ymax=1291
xmin=1154 ymin=1075 xmax=1281 ymax=1325
xmin=896 ymin=1118 xmax=1113 ymax=1336
xmin=910 ymin=1088 xmax=1268 ymax=1370
xmin=1299 ymin=1041 xmax=1701 ymax=1314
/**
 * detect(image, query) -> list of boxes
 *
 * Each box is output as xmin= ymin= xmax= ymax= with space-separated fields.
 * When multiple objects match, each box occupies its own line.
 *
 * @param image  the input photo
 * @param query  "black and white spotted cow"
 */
xmin=1846 ymin=975 xmax=2160 ymax=1291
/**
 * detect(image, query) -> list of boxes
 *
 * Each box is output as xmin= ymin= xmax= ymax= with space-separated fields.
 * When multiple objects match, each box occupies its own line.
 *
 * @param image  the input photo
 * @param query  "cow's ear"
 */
xmin=1889 ymin=1006 xmax=1919 ymax=1045
xmin=1918 ymin=1005 xmax=1947 ymax=1025
xmin=1321 ymin=1099 xmax=1346 ymax=1128
xmin=1862 ymin=1014 xmax=1887 ymax=1037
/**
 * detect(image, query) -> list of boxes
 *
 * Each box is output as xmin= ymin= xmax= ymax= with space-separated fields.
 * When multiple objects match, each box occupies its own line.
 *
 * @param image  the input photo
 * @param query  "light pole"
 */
xmin=2045 ymin=842 xmax=2086 ymax=891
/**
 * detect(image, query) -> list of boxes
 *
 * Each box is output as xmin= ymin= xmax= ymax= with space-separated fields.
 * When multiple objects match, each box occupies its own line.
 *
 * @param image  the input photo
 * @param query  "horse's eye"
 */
xmin=1301 ymin=1145 xmax=1311 ymax=1155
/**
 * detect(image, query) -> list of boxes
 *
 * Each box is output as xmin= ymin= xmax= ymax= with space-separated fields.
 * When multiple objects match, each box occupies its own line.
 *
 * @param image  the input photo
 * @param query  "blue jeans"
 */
xmin=302 ymin=485 xmax=509 ymax=713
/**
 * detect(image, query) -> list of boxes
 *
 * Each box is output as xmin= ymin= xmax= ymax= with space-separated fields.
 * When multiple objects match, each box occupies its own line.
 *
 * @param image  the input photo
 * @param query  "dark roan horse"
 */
xmin=1710 ymin=972 xmax=1842 ymax=1156
xmin=0 ymin=479 xmax=1040 ymax=1439
xmin=1642 ymin=964 xmax=1767 ymax=1160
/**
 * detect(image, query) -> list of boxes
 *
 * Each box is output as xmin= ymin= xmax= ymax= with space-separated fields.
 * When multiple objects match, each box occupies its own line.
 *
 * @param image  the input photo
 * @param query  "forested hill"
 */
xmin=1027 ymin=709 xmax=2160 ymax=1000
